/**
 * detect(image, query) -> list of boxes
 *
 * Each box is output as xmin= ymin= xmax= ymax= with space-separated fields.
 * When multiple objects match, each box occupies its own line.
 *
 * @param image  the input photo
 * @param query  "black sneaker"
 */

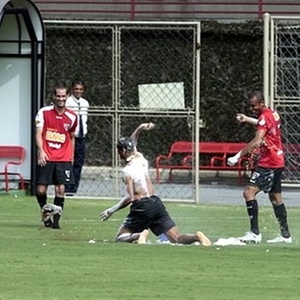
xmin=52 ymin=224 xmax=61 ymax=229
xmin=52 ymin=214 xmax=61 ymax=229
xmin=44 ymin=219 xmax=53 ymax=228
xmin=41 ymin=205 xmax=54 ymax=227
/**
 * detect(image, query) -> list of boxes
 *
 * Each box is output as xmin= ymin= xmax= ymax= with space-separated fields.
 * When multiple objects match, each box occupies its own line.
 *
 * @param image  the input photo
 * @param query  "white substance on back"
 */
xmin=122 ymin=151 xmax=150 ymax=197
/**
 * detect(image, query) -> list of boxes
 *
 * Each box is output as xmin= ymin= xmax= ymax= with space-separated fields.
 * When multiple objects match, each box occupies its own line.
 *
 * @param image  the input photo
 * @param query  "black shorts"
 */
xmin=122 ymin=195 xmax=176 ymax=236
xmin=248 ymin=167 xmax=283 ymax=193
xmin=36 ymin=162 xmax=74 ymax=185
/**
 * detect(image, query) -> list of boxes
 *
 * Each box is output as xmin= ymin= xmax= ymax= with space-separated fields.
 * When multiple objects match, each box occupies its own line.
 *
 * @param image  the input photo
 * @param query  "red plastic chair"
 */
xmin=0 ymin=146 xmax=26 ymax=192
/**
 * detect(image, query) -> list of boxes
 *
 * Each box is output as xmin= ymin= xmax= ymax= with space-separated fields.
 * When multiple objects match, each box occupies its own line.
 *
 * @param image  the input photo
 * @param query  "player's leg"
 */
xmin=237 ymin=168 xmax=266 ymax=243
xmin=267 ymin=168 xmax=292 ymax=243
xmin=147 ymin=194 xmax=196 ymax=245
xmin=150 ymin=194 xmax=211 ymax=246
xmin=115 ymin=200 xmax=151 ymax=243
xmin=52 ymin=162 xmax=72 ymax=229
xmin=241 ymin=185 xmax=260 ymax=235
xmin=36 ymin=163 xmax=54 ymax=227
xmin=165 ymin=227 xmax=212 ymax=246
xmin=36 ymin=184 xmax=48 ymax=209
xmin=115 ymin=226 xmax=149 ymax=243
xmin=36 ymin=163 xmax=53 ymax=209
xmin=195 ymin=231 xmax=212 ymax=246
xmin=163 ymin=226 xmax=180 ymax=243
xmin=37 ymin=184 xmax=52 ymax=227
xmin=52 ymin=184 xmax=65 ymax=229
xmin=147 ymin=194 xmax=177 ymax=243
xmin=137 ymin=229 xmax=149 ymax=244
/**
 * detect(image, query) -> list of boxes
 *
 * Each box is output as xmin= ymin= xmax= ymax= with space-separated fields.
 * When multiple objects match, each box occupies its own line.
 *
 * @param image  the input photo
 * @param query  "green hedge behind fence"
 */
xmin=200 ymin=20 xmax=263 ymax=143
xmin=45 ymin=21 xmax=263 ymax=165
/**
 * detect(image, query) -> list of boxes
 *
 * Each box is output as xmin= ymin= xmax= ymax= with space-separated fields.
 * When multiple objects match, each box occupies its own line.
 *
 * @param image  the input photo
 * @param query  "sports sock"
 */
xmin=52 ymin=196 xmax=64 ymax=229
xmin=246 ymin=199 xmax=259 ymax=235
xmin=54 ymin=196 xmax=64 ymax=209
xmin=273 ymin=203 xmax=290 ymax=238
xmin=36 ymin=194 xmax=47 ymax=209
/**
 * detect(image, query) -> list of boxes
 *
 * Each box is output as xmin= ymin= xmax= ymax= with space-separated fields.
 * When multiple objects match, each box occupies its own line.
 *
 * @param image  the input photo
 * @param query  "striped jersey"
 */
xmin=257 ymin=108 xmax=284 ymax=168
xmin=35 ymin=106 xmax=77 ymax=161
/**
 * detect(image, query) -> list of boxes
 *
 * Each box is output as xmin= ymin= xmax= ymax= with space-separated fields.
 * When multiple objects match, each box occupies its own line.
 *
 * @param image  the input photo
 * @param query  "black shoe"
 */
xmin=52 ymin=214 xmax=61 ymax=229
xmin=44 ymin=219 xmax=53 ymax=228
xmin=52 ymin=224 xmax=61 ymax=229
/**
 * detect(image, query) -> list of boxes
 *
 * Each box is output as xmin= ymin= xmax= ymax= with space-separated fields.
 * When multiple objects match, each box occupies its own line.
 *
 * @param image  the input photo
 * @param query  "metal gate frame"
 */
xmin=264 ymin=13 xmax=300 ymax=186
xmin=44 ymin=20 xmax=201 ymax=202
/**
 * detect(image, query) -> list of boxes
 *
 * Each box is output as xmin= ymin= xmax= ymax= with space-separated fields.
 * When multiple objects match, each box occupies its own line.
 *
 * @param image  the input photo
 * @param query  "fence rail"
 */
xmin=35 ymin=1 xmax=300 ymax=21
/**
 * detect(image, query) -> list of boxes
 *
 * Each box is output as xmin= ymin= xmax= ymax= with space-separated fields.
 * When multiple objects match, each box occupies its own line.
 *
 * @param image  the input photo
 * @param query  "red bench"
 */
xmin=155 ymin=141 xmax=252 ymax=184
xmin=0 ymin=146 xmax=26 ymax=192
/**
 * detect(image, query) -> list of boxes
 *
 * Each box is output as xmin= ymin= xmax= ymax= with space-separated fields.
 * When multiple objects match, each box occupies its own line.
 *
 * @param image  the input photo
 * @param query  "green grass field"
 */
xmin=1 ymin=192 xmax=300 ymax=300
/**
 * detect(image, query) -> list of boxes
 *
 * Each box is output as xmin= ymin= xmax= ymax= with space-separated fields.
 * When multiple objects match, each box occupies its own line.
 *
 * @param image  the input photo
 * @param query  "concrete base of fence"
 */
xmin=81 ymin=166 xmax=251 ymax=183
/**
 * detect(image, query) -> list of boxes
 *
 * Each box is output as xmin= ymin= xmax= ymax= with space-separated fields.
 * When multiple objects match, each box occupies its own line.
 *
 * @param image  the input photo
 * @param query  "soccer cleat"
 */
xmin=52 ymin=214 xmax=61 ymax=229
xmin=43 ymin=219 xmax=53 ymax=228
xmin=266 ymin=235 xmax=292 ymax=244
xmin=41 ymin=204 xmax=62 ymax=229
xmin=237 ymin=231 xmax=262 ymax=244
xmin=41 ymin=208 xmax=53 ymax=228
xmin=52 ymin=224 xmax=61 ymax=229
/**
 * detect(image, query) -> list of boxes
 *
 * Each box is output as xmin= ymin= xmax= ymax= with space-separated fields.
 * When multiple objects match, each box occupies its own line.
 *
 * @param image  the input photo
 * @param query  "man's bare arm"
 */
xmin=36 ymin=127 xmax=48 ymax=166
xmin=239 ymin=129 xmax=265 ymax=157
xmin=227 ymin=129 xmax=265 ymax=166
xmin=99 ymin=176 xmax=134 ymax=221
xmin=236 ymin=113 xmax=258 ymax=126
xmin=130 ymin=122 xmax=155 ymax=146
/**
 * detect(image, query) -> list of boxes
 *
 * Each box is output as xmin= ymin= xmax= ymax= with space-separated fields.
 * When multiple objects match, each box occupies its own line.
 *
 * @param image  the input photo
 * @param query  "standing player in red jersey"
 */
xmin=35 ymin=84 xmax=77 ymax=229
xmin=227 ymin=90 xmax=292 ymax=244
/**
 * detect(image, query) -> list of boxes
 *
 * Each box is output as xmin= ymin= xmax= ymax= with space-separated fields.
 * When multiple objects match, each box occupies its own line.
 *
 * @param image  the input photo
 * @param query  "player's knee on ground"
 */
xmin=116 ymin=232 xmax=140 ymax=243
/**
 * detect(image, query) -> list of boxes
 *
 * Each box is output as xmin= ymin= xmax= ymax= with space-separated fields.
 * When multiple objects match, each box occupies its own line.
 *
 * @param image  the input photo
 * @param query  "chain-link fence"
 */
xmin=266 ymin=15 xmax=300 ymax=184
xmin=44 ymin=20 xmax=200 ymax=201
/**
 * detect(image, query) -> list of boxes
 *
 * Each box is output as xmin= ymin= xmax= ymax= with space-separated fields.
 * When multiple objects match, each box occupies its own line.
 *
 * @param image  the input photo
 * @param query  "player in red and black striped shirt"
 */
xmin=35 ymin=84 xmax=77 ymax=229
xmin=228 ymin=90 xmax=291 ymax=244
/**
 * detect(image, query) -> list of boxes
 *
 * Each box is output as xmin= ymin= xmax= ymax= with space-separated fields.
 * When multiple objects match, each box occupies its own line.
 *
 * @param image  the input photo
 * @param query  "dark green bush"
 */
xmin=45 ymin=21 xmax=263 ymax=165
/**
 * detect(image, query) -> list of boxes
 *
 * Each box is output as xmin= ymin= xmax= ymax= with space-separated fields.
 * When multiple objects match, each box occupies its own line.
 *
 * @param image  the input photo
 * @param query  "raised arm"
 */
xmin=130 ymin=122 xmax=155 ymax=146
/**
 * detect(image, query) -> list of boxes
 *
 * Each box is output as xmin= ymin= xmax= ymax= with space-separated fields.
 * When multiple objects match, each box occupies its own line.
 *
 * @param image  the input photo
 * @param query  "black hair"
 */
xmin=117 ymin=137 xmax=135 ymax=152
xmin=248 ymin=90 xmax=264 ymax=103
xmin=71 ymin=79 xmax=85 ymax=87
xmin=53 ymin=81 xmax=68 ymax=95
